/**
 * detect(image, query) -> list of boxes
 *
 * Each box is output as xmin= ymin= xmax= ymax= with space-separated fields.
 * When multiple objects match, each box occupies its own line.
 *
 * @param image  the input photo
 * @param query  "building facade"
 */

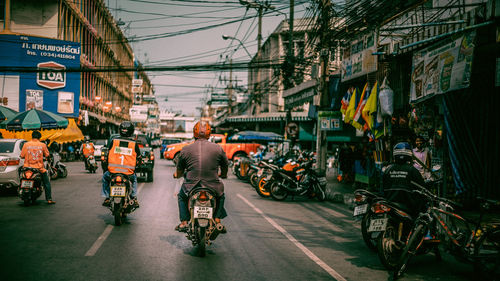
xmin=0 ymin=0 xmax=152 ymax=139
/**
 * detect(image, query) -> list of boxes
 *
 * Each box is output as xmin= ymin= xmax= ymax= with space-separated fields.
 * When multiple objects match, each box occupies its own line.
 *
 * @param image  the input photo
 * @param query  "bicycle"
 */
xmin=393 ymin=181 xmax=500 ymax=280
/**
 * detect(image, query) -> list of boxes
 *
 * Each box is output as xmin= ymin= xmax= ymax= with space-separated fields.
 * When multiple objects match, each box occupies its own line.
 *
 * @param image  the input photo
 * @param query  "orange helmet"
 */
xmin=193 ymin=121 xmax=211 ymax=139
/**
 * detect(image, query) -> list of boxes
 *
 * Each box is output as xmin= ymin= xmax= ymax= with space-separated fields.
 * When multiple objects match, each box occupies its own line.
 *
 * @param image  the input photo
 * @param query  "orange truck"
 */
xmin=163 ymin=134 xmax=260 ymax=161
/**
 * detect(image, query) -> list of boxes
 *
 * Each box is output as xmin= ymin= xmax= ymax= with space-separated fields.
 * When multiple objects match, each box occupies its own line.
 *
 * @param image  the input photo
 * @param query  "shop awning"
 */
xmin=46 ymin=118 xmax=84 ymax=144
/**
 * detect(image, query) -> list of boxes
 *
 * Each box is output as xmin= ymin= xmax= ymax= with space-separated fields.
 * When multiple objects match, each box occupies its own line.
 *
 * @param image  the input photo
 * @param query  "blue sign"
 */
xmin=0 ymin=35 xmax=81 ymax=117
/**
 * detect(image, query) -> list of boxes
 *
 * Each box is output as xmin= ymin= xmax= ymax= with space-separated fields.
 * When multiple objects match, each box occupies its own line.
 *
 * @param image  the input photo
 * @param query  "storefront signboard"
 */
xmin=0 ymin=35 xmax=81 ymax=117
xmin=129 ymin=105 xmax=148 ymax=122
xmin=318 ymin=111 xmax=342 ymax=131
xmin=410 ymin=31 xmax=476 ymax=102
xmin=341 ymin=32 xmax=378 ymax=82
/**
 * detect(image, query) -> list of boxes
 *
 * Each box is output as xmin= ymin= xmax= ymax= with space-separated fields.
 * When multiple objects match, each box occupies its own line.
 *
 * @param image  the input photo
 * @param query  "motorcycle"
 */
xmin=52 ymin=152 xmax=67 ymax=178
xmin=85 ymin=154 xmax=98 ymax=173
xmin=353 ymin=189 xmax=383 ymax=252
xmin=267 ymin=154 xmax=327 ymax=201
xmin=185 ymin=187 xmax=224 ymax=257
xmin=107 ymin=173 xmax=137 ymax=226
xmin=18 ymin=167 xmax=43 ymax=206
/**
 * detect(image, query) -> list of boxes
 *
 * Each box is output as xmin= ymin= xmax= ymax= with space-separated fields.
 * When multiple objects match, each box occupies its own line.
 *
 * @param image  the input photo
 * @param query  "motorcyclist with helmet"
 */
xmin=382 ymin=142 xmax=426 ymax=215
xmin=173 ymin=121 xmax=229 ymax=232
xmin=101 ymin=121 xmax=141 ymax=208
xmin=80 ymin=136 xmax=95 ymax=170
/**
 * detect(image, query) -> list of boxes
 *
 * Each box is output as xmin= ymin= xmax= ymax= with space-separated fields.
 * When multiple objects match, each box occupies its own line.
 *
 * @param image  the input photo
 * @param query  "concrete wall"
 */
xmin=11 ymin=0 xmax=58 ymax=38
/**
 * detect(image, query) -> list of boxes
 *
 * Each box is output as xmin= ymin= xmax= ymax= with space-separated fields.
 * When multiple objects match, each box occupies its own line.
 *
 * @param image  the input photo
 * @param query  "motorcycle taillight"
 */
xmin=372 ymin=203 xmax=391 ymax=214
xmin=199 ymin=191 xmax=208 ymax=201
xmin=115 ymin=176 xmax=122 ymax=183
xmin=150 ymin=155 xmax=154 ymax=161
xmin=24 ymin=170 xmax=34 ymax=179
xmin=354 ymin=194 xmax=367 ymax=203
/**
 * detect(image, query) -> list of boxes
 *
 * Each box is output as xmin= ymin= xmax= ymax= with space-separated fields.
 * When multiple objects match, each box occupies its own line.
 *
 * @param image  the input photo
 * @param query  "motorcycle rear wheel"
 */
xmin=270 ymin=182 xmax=287 ymax=201
xmin=361 ymin=212 xmax=379 ymax=252
xmin=198 ymin=226 xmax=207 ymax=257
xmin=113 ymin=202 xmax=123 ymax=226
xmin=377 ymin=221 xmax=403 ymax=270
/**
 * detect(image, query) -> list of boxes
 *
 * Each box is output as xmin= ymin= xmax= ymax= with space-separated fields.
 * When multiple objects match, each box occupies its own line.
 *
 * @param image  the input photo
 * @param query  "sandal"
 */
xmin=47 ymin=200 xmax=56 ymax=204
xmin=175 ymin=223 xmax=188 ymax=232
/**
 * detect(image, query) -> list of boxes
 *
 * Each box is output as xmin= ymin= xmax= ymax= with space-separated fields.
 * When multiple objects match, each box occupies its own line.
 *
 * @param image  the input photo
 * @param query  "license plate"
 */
xmin=368 ymin=218 xmax=388 ymax=232
xmin=193 ymin=206 xmax=213 ymax=219
xmin=353 ymin=204 xmax=368 ymax=216
xmin=21 ymin=180 xmax=33 ymax=188
xmin=110 ymin=186 xmax=126 ymax=197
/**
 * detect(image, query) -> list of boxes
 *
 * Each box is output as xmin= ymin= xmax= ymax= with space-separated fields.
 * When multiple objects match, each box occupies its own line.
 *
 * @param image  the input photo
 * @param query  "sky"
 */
xmin=106 ymin=0 xmax=309 ymax=116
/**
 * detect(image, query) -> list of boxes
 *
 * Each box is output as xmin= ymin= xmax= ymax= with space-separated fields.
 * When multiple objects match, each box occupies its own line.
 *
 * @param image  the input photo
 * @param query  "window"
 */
xmin=0 ymin=0 xmax=5 ymax=21
xmin=0 ymin=141 xmax=16 ymax=153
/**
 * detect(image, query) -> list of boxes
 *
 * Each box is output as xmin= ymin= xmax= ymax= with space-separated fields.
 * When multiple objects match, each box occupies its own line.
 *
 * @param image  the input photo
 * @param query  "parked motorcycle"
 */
xmin=106 ymin=173 xmax=138 ymax=225
xmin=18 ymin=167 xmax=43 ymax=206
xmin=184 ymin=187 xmax=224 ymax=257
xmin=85 ymin=155 xmax=98 ymax=173
xmin=267 ymin=154 xmax=327 ymax=201
xmin=52 ymin=152 xmax=67 ymax=178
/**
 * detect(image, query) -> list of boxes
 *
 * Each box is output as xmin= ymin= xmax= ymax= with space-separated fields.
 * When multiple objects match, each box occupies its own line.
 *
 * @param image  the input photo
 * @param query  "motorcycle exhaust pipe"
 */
xmin=209 ymin=223 xmax=225 ymax=240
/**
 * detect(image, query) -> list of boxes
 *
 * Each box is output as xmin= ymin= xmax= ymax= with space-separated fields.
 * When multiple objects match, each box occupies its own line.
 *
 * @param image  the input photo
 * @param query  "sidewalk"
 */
xmin=324 ymin=167 xmax=356 ymax=209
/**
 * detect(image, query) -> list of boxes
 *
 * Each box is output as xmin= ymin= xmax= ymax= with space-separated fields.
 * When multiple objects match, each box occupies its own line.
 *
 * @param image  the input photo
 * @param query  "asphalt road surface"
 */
xmin=0 ymin=150 xmax=477 ymax=281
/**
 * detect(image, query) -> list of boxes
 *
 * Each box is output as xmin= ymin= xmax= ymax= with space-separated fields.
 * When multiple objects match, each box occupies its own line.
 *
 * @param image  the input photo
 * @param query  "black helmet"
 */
xmin=393 ymin=142 xmax=412 ymax=163
xmin=119 ymin=121 xmax=134 ymax=137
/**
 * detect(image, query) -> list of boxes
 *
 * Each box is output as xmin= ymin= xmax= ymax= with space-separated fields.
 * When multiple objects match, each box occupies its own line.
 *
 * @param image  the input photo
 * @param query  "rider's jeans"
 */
xmin=101 ymin=171 xmax=137 ymax=198
xmin=177 ymin=191 xmax=227 ymax=222
xmin=41 ymin=171 xmax=53 ymax=201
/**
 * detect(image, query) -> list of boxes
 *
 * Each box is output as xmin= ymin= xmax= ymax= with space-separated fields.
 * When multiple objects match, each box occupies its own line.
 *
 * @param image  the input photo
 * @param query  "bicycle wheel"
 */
xmin=393 ymin=224 xmax=426 ymax=280
xmin=474 ymin=228 xmax=500 ymax=279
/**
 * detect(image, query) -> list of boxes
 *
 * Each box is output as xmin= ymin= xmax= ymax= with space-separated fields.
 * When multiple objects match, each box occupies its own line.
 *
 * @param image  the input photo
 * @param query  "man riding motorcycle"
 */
xmin=382 ymin=142 xmax=426 ymax=215
xmin=80 ymin=136 xmax=95 ymax=170
xmin=101 ymin=122 xmax=141 ymax=208
xmin=19 ymin=130 xmax=55 ymax=204
xmin=174 ymin=121 xmax=229 ymax=232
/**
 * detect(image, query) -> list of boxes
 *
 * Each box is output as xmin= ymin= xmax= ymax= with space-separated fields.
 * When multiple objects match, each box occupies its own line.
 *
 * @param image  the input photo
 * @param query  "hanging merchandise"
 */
xmin=379 ymin=77 xmax=394 ymax=117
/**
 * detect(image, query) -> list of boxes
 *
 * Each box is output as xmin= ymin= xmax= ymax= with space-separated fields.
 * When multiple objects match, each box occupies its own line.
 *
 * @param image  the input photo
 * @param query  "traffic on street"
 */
xmin=0 ymin=151 xmax=478 ymax=281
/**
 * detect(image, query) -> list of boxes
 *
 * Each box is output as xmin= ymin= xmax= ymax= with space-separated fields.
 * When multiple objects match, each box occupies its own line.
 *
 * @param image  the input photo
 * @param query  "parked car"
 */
xmin=0 ymin=139 xmax=26 ymax=190
xmin=160 ymin=138 xmax=182 ymax=159
xmin=93 ymin=139 xmax=107 ymax=160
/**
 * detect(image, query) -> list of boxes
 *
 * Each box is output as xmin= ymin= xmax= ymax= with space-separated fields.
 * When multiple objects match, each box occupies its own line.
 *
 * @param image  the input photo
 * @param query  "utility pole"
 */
xmin=228 ymin=58 xmax=233 ymax=114
xmin=240 ymin=1 xmax=273 ymax=118
xmin=316 ymin=0 xmax=331 ymax=174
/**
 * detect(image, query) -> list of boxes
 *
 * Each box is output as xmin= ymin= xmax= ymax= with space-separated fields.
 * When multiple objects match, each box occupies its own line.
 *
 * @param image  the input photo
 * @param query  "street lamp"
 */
xmin=222 ymin=35 xmax=253 ymax=60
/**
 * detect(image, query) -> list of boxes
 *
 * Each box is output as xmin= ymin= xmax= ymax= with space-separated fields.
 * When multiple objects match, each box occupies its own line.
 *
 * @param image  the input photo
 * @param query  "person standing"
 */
xmin=20 ymin=131 xmax=55 ymax=204
xmin=412 ymin=136 xmax=431 ymax=178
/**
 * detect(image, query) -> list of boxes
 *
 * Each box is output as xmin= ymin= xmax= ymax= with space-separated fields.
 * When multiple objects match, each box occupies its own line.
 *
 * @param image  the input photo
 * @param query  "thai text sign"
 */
xmin=410 ymin=31 xmax=475 ymax=102
xmin=0 ymin=34 xmax=81 ymax=117
xmin=342 ymin=32 xmax=377 ymax=82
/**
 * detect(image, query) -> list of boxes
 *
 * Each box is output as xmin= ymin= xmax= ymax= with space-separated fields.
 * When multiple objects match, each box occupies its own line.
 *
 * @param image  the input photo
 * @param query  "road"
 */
xmin=0 ymin=150 xmax=476 ymax=281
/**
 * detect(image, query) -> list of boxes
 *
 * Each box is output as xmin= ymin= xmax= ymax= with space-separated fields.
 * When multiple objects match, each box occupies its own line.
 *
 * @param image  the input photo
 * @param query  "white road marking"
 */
xmin=85 ymin=182 xmax=145 ymax=257
xmin=85 ymin=225 xmax=113 ymax=256
xmin=237 ymin=194 xmax=347 ymax=281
